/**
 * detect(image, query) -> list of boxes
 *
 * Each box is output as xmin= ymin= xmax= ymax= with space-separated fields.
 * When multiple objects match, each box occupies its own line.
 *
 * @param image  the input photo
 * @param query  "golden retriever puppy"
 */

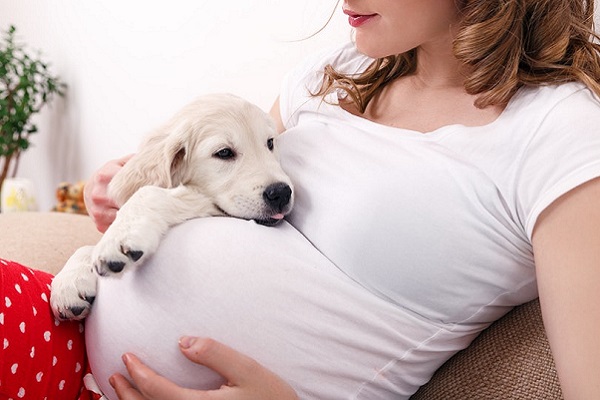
xmin=50 ymin=93 xmax=294 ymax=320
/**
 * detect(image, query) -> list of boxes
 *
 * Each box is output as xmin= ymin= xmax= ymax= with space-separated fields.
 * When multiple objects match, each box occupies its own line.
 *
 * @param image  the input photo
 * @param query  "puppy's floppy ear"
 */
xmin=108 ymin=121 xmax=194 ymax=206
xmin=164 ymin=125 xmax=193 ymax=187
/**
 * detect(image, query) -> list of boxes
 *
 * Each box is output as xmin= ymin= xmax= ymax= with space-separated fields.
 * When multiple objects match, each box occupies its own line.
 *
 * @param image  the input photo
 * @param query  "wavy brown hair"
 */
xmin=315 ymin=0 xmax=600 ymax=111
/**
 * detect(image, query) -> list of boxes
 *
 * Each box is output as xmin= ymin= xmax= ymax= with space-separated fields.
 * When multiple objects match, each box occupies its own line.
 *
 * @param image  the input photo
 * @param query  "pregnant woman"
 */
xmin=2 ymin=0 xmax=599 ymax=399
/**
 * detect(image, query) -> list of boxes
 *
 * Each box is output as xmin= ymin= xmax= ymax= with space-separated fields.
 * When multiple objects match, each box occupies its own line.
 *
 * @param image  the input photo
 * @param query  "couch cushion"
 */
xmin=411 ymin=298 xmax=563 ymax=399
xmin=0 ymin=211 xmax=102 ymax=275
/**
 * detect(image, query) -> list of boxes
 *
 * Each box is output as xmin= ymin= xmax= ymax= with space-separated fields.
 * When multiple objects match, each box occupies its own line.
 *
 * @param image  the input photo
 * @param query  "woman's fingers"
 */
xmin=178 ymin=337 xmax=298 ymax=399
xmin=84 ymin=153 xmax=134 ymax=232
xmin=118 ymin=353 xmax=201 ymax=400
xmin=110 ymin=373 xmax=147 ymax=400
xmin=178 ymin=337 xmax=259 ymax=387
xmin=110 ymin=339 xmax=297 ymax=400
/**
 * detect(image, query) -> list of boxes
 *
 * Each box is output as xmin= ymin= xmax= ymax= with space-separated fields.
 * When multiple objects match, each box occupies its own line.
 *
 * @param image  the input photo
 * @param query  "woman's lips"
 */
xmin=343 ymin=9 xmax=378 ymax=28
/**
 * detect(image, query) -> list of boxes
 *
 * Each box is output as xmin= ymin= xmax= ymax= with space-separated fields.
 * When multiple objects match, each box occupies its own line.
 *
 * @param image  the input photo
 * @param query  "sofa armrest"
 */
xmin=0 ymin=211 xmax=102 ymax=275
xmin=412 ymin=298 xmax=563 ymax=399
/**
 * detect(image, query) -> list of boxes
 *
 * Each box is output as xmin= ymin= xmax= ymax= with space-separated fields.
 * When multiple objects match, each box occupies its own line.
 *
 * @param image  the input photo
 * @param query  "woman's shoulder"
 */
xmin=496 ymin=81 xmax=600 ymax=136
xmin=298 ymin=41 xmax=373 ymax=76
xmin=279 ymin=42 xmax=372 ymax=128
xmin=284 ymin=42 xmax=372 ymax=93
xmin=321 ymin=41 xmax=374 ymax=74
xmin=512 ymin=82 xmax=600 ymax=117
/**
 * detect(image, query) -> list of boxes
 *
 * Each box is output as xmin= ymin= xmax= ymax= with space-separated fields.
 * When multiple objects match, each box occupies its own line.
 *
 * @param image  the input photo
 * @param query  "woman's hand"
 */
xmin=110 ymin=336 xmax=299 ymax=400
xmin=84 ymin=154 xmax=133 ymax=232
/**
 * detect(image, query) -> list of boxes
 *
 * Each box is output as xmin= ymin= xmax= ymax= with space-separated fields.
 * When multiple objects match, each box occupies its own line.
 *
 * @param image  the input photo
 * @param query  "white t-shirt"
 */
xmin=85 ymin=42 xmax=600 ymax=400
xmin=279 ymin=41 xmax=600 ymax=325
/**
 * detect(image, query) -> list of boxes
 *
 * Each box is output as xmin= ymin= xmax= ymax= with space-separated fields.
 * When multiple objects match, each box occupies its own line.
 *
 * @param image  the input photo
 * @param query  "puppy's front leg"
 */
xmin=50 ymin=245 xmax=98 ymax=320
xmin=93 ymin=185 xmax=219 ymax=276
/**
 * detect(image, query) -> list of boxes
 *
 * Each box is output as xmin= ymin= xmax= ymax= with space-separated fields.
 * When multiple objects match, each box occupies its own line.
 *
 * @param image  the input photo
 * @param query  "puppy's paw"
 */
xmin=50 ymin=247 xmax=98 ymax=321
xmin=92 ymin=226 xmax=160 ymax=276
xmin=51 ymin=277 xmax=96 ymax=321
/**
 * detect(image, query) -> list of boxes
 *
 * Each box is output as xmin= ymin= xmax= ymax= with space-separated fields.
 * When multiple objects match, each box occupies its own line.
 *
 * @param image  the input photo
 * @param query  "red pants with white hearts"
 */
xmin=0 ymin=259 xmax=100 ymax=400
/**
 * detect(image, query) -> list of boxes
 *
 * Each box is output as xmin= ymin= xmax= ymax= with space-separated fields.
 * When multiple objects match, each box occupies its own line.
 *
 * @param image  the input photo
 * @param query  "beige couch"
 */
xmin=0 ymin=211 xmax=564 ymax=399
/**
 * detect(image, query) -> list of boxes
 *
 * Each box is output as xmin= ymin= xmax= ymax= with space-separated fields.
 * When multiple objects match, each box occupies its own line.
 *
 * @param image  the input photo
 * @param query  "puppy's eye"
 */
xmin=214 ymin=148 xmax=236 ymax=160
xmin=267 ymin=138 xmax=274 ymax=151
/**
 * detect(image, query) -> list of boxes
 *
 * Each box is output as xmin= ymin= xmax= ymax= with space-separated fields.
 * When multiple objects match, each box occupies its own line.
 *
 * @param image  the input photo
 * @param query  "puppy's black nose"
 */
xmin=263 ymin=182 xmax=292 ymax=212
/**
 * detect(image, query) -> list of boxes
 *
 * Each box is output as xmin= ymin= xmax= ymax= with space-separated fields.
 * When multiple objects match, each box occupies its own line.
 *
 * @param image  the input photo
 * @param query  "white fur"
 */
xmin=50 ymin=93 xmax=293 ymax=320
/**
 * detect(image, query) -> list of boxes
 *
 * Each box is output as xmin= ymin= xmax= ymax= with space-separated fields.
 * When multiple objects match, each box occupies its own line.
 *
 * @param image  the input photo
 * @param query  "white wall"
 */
xmin=3 ymin=2 xmax=599 ymax=211
xmin=1 ymin=0 xmax=350 ymax=210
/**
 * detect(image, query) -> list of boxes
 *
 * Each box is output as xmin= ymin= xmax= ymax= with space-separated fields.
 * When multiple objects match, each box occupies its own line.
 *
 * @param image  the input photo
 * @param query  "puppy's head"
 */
xmin=110 ymin=93 xmax=293 ymax=225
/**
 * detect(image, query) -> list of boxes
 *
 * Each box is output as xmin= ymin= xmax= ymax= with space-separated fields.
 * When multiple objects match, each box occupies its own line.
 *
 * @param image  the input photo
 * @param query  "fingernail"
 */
xmin=109 ymin=375 xmax=116 ymax=388
xmin=179 ymin=336 xmax=195 ymax=349
xmin=122 ymin=353 xmax=132 ymax=365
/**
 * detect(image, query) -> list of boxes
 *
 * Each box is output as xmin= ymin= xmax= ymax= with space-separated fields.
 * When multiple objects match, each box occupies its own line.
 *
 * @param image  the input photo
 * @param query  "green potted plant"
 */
xmin=0 ymin=25 xmax=66 ymax=209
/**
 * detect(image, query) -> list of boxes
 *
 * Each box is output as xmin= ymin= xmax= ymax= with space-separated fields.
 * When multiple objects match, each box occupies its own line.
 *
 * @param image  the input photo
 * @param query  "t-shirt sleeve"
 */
xmin=278 ymin=42 xmax=373 ymax=130
xmin=278 ymin=50 xmax=328 ymax=130
xmin=517 ymin=87 xmax=600 ymax=240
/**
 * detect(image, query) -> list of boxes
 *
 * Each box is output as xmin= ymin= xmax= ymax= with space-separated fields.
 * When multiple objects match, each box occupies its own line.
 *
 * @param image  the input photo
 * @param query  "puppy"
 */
xmin=50 ymin=93 xmax=294 ymax=320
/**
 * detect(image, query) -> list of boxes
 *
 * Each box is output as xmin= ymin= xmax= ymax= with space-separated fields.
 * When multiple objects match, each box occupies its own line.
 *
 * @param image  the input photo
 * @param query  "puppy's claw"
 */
xmin=54 ymin=293 xmax=95 ymax=321
xmin=81 ymin=295 xmax=96 ymax=304
xmin=106 ymin=260 xmax=126 ymax=273
xmin=126 ymin=249 xmax=144 ymax=262
xmin=70 ymin=306 xmax=87 ymax=317
xmin=55 ymin=303 xmax=92 ymax=321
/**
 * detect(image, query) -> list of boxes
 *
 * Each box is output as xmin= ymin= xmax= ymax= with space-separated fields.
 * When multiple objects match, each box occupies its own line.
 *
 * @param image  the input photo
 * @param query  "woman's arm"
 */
xmin=110 ymin=336 xmax=298 ymax=400
xmin=532 ymin=177 xmax=600 ymax=399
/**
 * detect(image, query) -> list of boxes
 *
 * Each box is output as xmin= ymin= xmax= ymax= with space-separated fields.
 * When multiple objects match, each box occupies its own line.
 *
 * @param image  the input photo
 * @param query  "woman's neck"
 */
xmin=343 ymin=50 xmax=503 ymax=133
xmin=412 ymin=39 xmax=468 ymax=89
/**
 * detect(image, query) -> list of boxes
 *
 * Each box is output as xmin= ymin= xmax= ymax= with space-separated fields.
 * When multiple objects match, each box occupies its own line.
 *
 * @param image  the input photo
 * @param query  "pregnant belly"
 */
xmin=84 ymin=217 xmax=456 ymax=400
